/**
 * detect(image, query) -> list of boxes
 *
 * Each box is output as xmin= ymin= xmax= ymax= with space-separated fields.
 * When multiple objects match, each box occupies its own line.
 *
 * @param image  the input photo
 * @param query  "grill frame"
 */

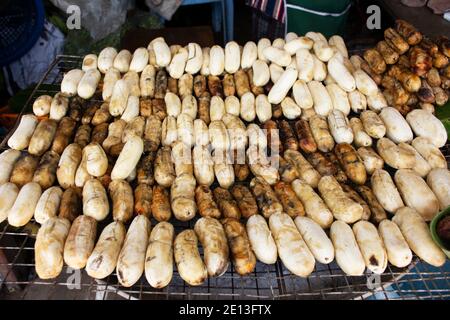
xmin=0 ymin=55 xmax=449 ymax=300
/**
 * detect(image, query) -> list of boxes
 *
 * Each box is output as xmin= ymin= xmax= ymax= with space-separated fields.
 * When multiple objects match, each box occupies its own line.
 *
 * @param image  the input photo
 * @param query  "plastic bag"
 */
xmin=3 ymin=21 xmax=64 ymax=94
xmin=50 ymin=0 xmax=131 ymax=40
xmin=145 ymin=0 xmax=182 ymax=20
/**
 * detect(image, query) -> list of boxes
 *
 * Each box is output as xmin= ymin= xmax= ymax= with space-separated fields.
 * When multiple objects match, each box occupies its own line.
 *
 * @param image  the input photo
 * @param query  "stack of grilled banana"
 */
xmin=0 ymin=21 xmax=449 ymax=289
xmin=362 ymin=20 xmax=449 ymax=114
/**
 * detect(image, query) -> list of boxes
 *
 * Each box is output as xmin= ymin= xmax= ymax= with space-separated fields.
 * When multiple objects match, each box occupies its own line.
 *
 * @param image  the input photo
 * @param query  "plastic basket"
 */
xmin=0 ymin=0 xmax=45 ymax=66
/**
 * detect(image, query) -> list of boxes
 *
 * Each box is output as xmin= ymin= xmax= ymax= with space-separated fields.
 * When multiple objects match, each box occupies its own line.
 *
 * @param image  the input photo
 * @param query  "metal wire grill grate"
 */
xmin=0 ymin=55 xmax=449 ymax=300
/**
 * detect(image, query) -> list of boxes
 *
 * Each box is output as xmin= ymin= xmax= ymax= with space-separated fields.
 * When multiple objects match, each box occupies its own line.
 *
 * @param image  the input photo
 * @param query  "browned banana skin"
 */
xmin=394 ymin=96 xmax=412 ymax=111
xmin=31 ymin=118 xmax=58 ymax=156
xmin=10 ymin=154 xmax=39 ymax=188
xmin=32 ymin=150 xmax=60 ymax=190
xmin=309 ymin=115 xmax=335 ymax=153
xmin=81 ymin=102 xmax=100 ymax=125
xmin=444 ymin=65 xmax=450 ymax=78
xmin=98 ymin=161 xmax=113 ymax=189
xmin=273 ymin=181 xmax=305 ymax=218
xmin=178 ymin=74 xmax=193 ymax=99
xmin=278 ymin=120 xmax=298 ymax=151
xmin=388 ymin=65 xmax=421 ymax=93
xmin=384 ymin=28 xmax=410 ymax=54
xmin=440 ymin=76 xmax=450 ymax=90
xmin=222 ymin=73 xmax=236 ymax=97
xmin=355 ymin=185 xmax=387 ymax=224
xmin=233 ymin=149 xmax=250 ymax=181
xmin=90 ymin=123 xmax=109 ymax=145
xmin=382 ymin=89 xmax=397 ymax=108
xmin=278 ymin=155 xmax=298 ymax=183
xmin=208 ymin=75 xmax=224 ymax=97
xmin=74 ymin=124 xmax=91 ymax=149
xmin=195 ymin=185 xmax=221 ymax=219
xmin=437 ymin=36 xmax=450 ymax=58
xmin=151 ymin=184 xmax=172 ymax=222
xmin=324 ymin=152 xmax=348 ymax=183
xmin=109 ymin=179 xmax=134 ymax=222
xmin=234 ymin=163 xmax=250 ymax=181
xmin=381 ymin=75 xmax=396 ymax=90
xmin=232 ymin=145 xmax=247 ymax=164
xmin=250 ymin=177 xmax=282 ymax=219
xmin=376 ymin=41 xmax=399 ymax=65
xmin=334 ymin=143 xmax=367 ymax=185
xmin=363 ymin=49 xmax=386 ymax=75
xmin=393 ymin=81 xmax=411 ymax=106
xmin=295 ymin=120 xmax=317 ymax=154
xmin=270 ymin=103 xmax=282 ymax=119
xmin=341 ymin=184 xmax=371 ymax=221
xmin=193 ymin=74 xmax=207 ymax=98
xmin=51 ymin=117 xmax=77 ymax=155
xmin=426 ymin=68 xmax=441 ymax=87
xmin=231 ymin=184 xmax=258 ymax=218
xmin=213 ymin=187 xmax=241 ymax=219
xmin=134 ymin=183 xmax=153 ymax=218
xmin=360 ymin=61 xmax=382 ymax=85
xmin=397 ymin=55 xmax=411 ymax=68
xmin=137 ymin=151 xmax=156 ymax=185
xmin=234 ymin=69 xmax=251 ymax=98
xmin=246 ymin=69 xmax=264 ymax=96
xmin=91 ymin=102 xmax=111 ymax=126
xmin=395 ymin=19 xmax=422 ymax=45
xmin=409 ymin=46 xmax=432 ymax=77
xmin=432 ymin=51 xmax=449 ymax=69
xmin=151 ymin=99 xmax=167 ymax=121
xmin=140 ymin=98 xmax=152 ymax=117
xmin=108 ymin=142 xmax=124 ymax=158
xmin=383 ymin=79 xmax=410 ymax=106
xmin=393 ymin=104 xmax=412 ymax=117
xmin=59 ymin=187 xmax=82 ymax=222
xmin=221 ymin=217 xmax=256 ymax=276
xmin=419 ymin=38 xmax=439 ymax=56
xmin=144 ymin=117 xmax=161 ymax=153
xmin=407 ymin=93 xmax=419 ymax=106
xmin=307 ymin=152 xmax=337 ymax=177
xmin=167 ymin=77 xmax=178 ymax=95
xmin=68 ymin=96 xmax=84 ymax=122
xmin=198 ymin=91 xmax=211 ymax=125
xmin=263 ymin=120 xmax=282 ymax=155
xmin=417 ymin=79 xmax=436 ymax=104
xmin=433 ymin=86 xmax=449 ymax=106
xmin=155 ymin=69 xmax=168 ymax=99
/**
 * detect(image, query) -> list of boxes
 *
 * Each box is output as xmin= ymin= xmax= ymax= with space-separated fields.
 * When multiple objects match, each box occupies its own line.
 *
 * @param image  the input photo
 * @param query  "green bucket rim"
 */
xmin=285 ymin=1 xmax=352 ymax=17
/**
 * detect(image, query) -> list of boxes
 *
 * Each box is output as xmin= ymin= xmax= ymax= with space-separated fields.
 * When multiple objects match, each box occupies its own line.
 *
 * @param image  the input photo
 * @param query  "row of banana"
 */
xmin=48 ymin=23 xmax=392 ymax=123
xmin=32 ymin=202 xmax=446 ymax=288
xmin=362 ymin=20 xmax=449 ymax=114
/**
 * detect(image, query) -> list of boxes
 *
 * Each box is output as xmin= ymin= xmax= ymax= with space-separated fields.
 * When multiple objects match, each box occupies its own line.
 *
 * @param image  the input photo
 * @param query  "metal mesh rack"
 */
xmin=0 ymin=55 xmax=449 ymax=300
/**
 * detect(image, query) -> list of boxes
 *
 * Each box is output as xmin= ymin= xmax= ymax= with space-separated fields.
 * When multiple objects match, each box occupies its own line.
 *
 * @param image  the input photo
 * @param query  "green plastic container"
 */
xmin=430 ymin=206 xmax=450 ymax=259
xmin=286 ymin=0 xmax=352 ymax=38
